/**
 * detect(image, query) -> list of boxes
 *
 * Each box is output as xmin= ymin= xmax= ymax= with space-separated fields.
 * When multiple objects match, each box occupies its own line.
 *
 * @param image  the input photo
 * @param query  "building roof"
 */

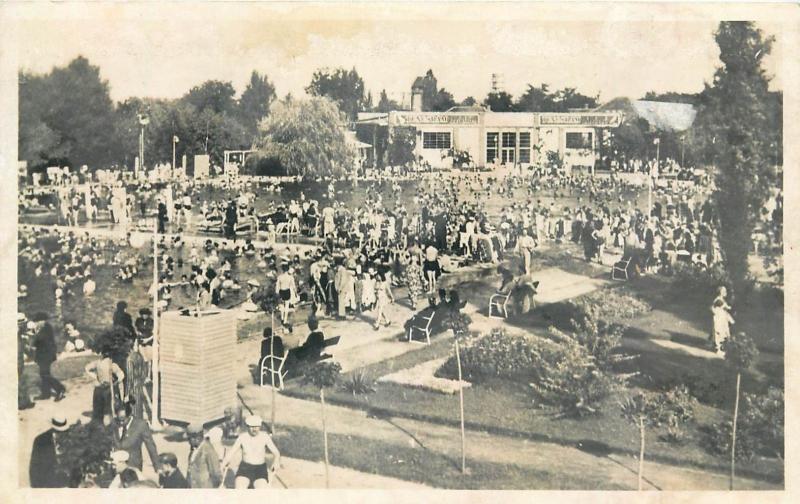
xmin=598 ymin=97 xmax=696 ymax=132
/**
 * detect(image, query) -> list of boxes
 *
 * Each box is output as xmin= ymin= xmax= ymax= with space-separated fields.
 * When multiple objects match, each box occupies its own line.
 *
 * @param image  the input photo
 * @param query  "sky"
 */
xmin=7 ymin=3 xmax=784 ymax=106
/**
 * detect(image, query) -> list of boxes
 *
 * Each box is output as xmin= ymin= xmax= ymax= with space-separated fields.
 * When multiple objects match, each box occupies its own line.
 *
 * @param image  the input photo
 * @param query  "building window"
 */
xmin=501 ymin=132 xmax=516 ymax=164
xmin=486 ymin=132 xmax=499 ymax=164
xmin=565 ymin=132 xmax=593 ymax=150
xmin=422 ymin=132 xmax=451 ymax=149
xmin=519 ymin=132 xmax=531 ymax=164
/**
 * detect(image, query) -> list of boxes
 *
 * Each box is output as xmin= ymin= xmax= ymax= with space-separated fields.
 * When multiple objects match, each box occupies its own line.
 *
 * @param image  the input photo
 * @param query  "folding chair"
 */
xmin=612 ymin=257 xmax=632 ymax=281
xmin=407 ymin=312 xmax=435 ymax=345
xmin=260 ymin=350 xmax=289 ymax=390
xmin=489 ymin=291 xmax=513 ymax=319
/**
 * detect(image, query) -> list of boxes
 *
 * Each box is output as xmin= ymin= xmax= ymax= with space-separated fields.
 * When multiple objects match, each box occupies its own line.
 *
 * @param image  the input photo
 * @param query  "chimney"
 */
xmin=411 ymin=88 xmax=423 ymax=112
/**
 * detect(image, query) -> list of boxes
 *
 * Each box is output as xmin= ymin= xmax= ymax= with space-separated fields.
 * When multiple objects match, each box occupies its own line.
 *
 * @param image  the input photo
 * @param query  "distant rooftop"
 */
xmin=598 ymin=97 xmax=697 ymax=132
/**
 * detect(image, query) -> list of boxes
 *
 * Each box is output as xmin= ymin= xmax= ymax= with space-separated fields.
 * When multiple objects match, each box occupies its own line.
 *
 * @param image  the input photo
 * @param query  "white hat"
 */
xmin=245 ymin=415 xmax=262 ymax=427
xmin=246 ymin=279 xmax=260 ymax=287
xmin=111 ymin=450 xmax=130 ymax=463
xmin=51 ymin=415 xmax=69 ymax=432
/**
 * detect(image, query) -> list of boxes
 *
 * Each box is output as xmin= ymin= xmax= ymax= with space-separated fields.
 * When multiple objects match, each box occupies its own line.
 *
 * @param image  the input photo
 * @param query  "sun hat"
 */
xmin=111 ymin=450 xmax=130 ymax=463
xmin=186 ymin=422 xmax=204 ymax=436
xmin=245 ymin=415 xmax=262 ymax=427
xmin=51 ymin=415 xmax=69 ymax=432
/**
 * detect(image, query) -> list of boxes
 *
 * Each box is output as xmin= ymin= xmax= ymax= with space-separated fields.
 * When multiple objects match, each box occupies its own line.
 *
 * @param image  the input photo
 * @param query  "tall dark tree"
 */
xmin=483 ymin=91 xmax=516 ymax=112
xmin=694 ymin=21 xmax=778 ymax=300
xmin=516 ymin=84 xmax=556 ymax=112
xmin=18 ymin=57 xmax=117 ymax=169
xmin=182 ymin=80 xmax=237 ymax=115
xmin=238 ymin=71 xmax=276 ymax=142
xmin=376 ymin=89 xmax=400 ymax=113
xmin=431 ymin=88 xmax=456 ymax=112
xmin=460 ymin=96 xmax=477 ymax=107
xmin=553 ymin=87 xmax=598 ymax=111
xmin=306 ymin=67 xmax=366 ymax=121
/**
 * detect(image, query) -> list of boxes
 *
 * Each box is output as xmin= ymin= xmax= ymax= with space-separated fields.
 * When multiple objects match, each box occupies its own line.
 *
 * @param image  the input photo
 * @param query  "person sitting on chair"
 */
xmin=292 ymin=318 xmax=325 ymax=363
xmin=259 ymin=327 xmax=284 ymax=365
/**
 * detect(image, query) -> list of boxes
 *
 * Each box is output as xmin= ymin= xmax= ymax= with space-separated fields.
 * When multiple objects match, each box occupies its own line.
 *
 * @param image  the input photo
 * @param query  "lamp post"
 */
xmin=649 ymin=137 xmax=660 ymax=218
xmin=151 ymin=218 xmax=163 ymax=430
xmin=138 ymin=114 xmax=150 ymax=179
xmin=172 ymin=135 xmax=179 ymax=179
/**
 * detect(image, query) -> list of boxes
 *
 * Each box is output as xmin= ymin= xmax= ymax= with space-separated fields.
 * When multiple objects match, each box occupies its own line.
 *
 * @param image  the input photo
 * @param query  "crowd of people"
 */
xmin=19 ymin=161 xmax=784 ymax=488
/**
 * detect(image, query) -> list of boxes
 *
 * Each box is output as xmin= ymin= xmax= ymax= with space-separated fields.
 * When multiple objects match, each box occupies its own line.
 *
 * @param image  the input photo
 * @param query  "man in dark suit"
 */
xmin=29 ymin=415 xmax=70 ymax=488
xmin=111 ymin=400 xmax=161 ymax=473
xmin=32 ymin=312 xmax=65 ymax=401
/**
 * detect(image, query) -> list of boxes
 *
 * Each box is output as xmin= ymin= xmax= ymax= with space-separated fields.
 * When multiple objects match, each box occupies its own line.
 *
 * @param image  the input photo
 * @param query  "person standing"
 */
xmin=711 ymin=286 xmax=734 ymax=355
xmin=111 ymin=400 xmax=161 ymax=473
xmin=113 ymin=301 xmax=136 ymax=341
xmin=373 ymin=274 xmax=394 ymax=330
xmin=32 ymin=312 xmax=66 ymax=402
xmin=85 ymin=354 xmax=125 ymax=424
xmin=517 ymin=229 xmax=535 ymax=275
xmin=29 ymin=415 xmax=70 ymax=488
xmin=224 ymin=199 xmax=238 ymax=239
xmin=185 ymin=423 xmax=223 ymax=488
xmin=157 ymin=197 xmax=168 ymax=234
xmin=221 ymin=415 xmax=281 ymax=489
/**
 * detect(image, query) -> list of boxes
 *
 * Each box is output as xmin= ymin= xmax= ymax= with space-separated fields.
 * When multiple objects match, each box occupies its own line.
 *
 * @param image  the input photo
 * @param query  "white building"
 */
xmin=357 ymin=106 xmax=622 ymax=173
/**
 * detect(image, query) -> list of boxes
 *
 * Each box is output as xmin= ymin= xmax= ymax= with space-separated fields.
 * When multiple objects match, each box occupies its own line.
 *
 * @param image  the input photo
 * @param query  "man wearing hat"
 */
xmin=31 ymin=312 xmax=66 ymax=402
xmin=185 ymin=422 xmax=222 ymax=488
xmin=29 ymin=415 xmax=70 ymax=487
xmin=108 ymin=450 xmax=142 ymax=488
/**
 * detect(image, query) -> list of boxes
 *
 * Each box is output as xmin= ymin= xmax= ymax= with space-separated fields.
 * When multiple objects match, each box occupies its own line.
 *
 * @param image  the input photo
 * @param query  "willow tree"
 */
xmin=693 ymin=22 xmax=778 ymax=301
xmin=256 ymin=96 xmax=354 ymax=178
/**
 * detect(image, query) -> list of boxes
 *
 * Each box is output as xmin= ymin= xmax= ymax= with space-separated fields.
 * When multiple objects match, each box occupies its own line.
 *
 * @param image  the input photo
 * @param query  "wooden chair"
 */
xmin=489 ymin=290 xmax=513 ymax=319
xmin=260 ymin=349 xmax=289 ymax=390
xmin=612 ymin=257 xmax=633 ymax=281
xmin=407 ymin=312 xmax=435 ymax=345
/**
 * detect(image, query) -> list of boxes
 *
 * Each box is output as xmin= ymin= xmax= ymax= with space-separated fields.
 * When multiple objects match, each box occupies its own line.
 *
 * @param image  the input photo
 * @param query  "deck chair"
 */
xmin=612 ymin=257 xmax=633 ymax=281
xmin=260 ymin=349 xmax=289 ymax=390
xmin=489 ymin=290 xmax=513 ymax=319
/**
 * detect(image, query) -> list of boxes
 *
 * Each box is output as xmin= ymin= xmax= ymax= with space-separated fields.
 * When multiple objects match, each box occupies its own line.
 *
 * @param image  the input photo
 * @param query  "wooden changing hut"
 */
xmin=160 ymin=309 xmax=237 ymax=424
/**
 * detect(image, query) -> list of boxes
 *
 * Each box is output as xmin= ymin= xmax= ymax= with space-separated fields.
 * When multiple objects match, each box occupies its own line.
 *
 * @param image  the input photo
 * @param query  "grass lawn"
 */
xmin=273 ymin=424 xmax=628 ymax=489
xmin=284 ymin=375 xmax=782 ymax=484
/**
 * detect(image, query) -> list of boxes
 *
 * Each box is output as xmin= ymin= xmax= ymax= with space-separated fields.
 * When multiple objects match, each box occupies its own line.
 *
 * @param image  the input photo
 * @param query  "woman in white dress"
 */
xmin=711 ymin=286 xmax=734 ymax=354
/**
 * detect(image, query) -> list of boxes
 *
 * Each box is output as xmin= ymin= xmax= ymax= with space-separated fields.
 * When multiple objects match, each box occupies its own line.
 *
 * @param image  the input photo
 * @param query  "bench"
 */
xmin=612 ymin=257 xmax=633 ymax=281
xmin=407 ymin=311 xmax=435 ymax=345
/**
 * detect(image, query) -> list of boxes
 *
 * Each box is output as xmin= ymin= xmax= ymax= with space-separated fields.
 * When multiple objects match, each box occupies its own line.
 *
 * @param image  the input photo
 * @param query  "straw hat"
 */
xmin=51 ymin=415 xmax=69 ymax=432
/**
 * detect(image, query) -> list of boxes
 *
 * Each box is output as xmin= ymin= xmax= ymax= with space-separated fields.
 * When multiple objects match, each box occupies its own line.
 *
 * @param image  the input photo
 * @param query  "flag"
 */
xmin=173 ymin=135 xmax=180 ymax=143
xmin=653 ymin=138 xmax=660 ymax=145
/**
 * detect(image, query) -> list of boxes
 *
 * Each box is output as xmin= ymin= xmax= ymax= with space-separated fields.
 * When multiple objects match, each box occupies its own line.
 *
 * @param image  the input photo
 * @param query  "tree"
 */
xmin=56 ymin=420 xmax=114 ymax=487
xmin=446 ymin=309 xmax=472 ymax=474
xmin=483 ymin=91 xmax=516 ymax=112
xmin=386 ymin=126 xmax=416 ymax=167
xmin=693 ymin=22 xmax=778 ymax=300
xmin=460 ymin=96 xmax=477 ymax=107
xmin=306 ymin=67 xmax=366 ymax=121
xmin=238 ymin=71 xmax=276 ymax=142
xmin=18 ymin=57 xmax=117 ymax=169
xmin=302 ymin=361 xmax=342 ymax=488
xmin=182 ymin=80 xmax=237 ymax=115
xmin=553 ymin=87 xmax=598 ymax=111
xmin=90 ymin=326 xmax=133 ymax=368
xmin=256 ymin=96 xmax=353 ymax=177
xmin=620 ymin=393 xmax=656 ymax=490
xmin=375 ymin=90 xmax=400 ymax=113
xmin=516 ymin=84 xmax=556 ymax=112
xmin=431 ymin=88 xmax=456 ymax=112
xmin=721 ymin=332 xmax=759 ymax=490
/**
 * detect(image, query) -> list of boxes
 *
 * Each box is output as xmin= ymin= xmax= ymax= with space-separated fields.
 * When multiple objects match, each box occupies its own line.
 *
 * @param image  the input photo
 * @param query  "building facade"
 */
xmin=359 ymin=108 xmax=622 ymax=172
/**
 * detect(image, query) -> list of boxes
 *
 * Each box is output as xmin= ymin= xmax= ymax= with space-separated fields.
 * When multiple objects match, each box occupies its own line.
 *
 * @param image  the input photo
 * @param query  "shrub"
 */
xmin=703 ymin=387 xmax=784 ymax=461
xmin=57 ymin=420 xmax=114 ymax=487
xmin=89 ymin=326 xmax=132 ymax=367
xmin=567 ymin=307 xmax=629 ymax=370
xmin=531 ymin=328 xmax=625 ymax=417
xmin=538 ymin=287 xmax=651 ymax=331
xmin=302 ymin=361 xmax=342 ymax=390
xmin=672 ymin=262 xmax=731 ymax=300
xmin=650 ymin=385 xmax=697 ymax=443
xmin=341 ymin=370 xmax=376 ymax=397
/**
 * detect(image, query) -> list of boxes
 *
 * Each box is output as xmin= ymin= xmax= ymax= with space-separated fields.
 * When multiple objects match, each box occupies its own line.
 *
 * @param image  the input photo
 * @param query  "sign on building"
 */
xmin=539 ymin=113 xmax=622 ymax=127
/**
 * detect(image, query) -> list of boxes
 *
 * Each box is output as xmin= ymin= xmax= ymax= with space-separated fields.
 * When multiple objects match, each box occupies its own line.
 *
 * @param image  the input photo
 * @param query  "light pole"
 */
xmin=649 ymin=137 xmax=660 ymax=218
xmin=138 ymin=114 xmax=150 ymax=178
xmin=172 ymin=135 xmax=179 ymax=179
xmin=151 ymin=218 xmax=163 ymax=430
